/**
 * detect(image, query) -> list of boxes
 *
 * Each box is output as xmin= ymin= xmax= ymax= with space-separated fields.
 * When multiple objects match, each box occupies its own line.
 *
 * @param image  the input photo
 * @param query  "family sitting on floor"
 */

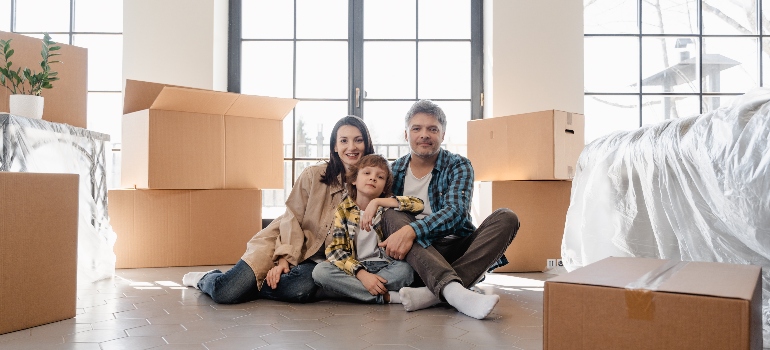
xmin=182 ymin=100 xmax=520 ymax=320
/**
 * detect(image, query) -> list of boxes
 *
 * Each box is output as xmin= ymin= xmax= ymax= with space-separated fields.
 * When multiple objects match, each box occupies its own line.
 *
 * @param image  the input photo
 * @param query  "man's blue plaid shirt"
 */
xmin=391 ymin=148 xmax=508 ymax=269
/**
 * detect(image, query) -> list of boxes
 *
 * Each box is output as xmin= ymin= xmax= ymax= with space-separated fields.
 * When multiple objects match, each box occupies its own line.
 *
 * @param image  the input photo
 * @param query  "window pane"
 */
xmin=293 ymin=101 xmax=348 ymax=158
xmin=418 ymin=42 xmax=470 ymax=99
xmin=241 ymin=41 xmax=294 ymax=98
xmin=641 ymin=37 xmax=699 ymax=93
xmin=641 ymin=95 xmax=699 ymax=126
xmin=702 ymin=37 xmax=757 ymax=93
xmin=364 ymin=41 xmax=416 ymax=99
xmin=87 ymin=92 xmax=122 ymax=143
xmin=584 ymin=0 xmax=638 ymax=34
xmin=585 ymin=95 xmax=640 ymax=143
xmin=585 ymin=37 xmax=639 ymax=93
xmin=15 ymin=0 xmax=70 ymax=32
xmin=74 ymin=0 xmax=123 ymax=32
xmin=702 ymin=0 xmax=757 ymax=35
xmin=641 ymin=0 xmax=697 ymax=35
xmin=0 ymin=0 xmax=10 ymax=31
xmin=363 ymin=101 xmax=414 ymax=159
xmin=73 ymin=34 xmax=123 ymax=91
xmin=297 ymin=0 xmax=347 ymax=39
xmin=763 ymin=38 xmax=770 ymax=88
xmin=418 ymin=0 xmax=469 ymax=39
xmin=242 ymin=0 xmax=293 ymax=39
xmin=364 ymin=0 xmax=415 ymax=39
xmin=702 ymin=95 xmax=738 ymax=113
xmin=296 ymin=41 xmax=348 ymax=99
xmin=433 ymin=100 xmax=470 ymax=156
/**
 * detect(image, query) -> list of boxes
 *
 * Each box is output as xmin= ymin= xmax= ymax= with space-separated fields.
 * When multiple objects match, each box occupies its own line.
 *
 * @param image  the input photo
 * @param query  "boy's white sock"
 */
xmin=442 ymin=282 xmax=500 ymax=319
xmin=399 ymin=287 xmax=439 ymax=311
xmin=388 ymin=291 xmax=402 ymax=304
xmin=182 ymin=270 xmax=215 ymax=289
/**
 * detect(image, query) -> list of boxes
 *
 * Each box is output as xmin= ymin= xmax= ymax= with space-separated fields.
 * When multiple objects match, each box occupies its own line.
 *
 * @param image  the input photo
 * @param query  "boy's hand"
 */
xmin=360 ymin=199 xmax=379 ymax=232
xmin=266 ymin=258 xmax=290 ymax=289
xmin=356 ymin=269 xmax=388 ymax=295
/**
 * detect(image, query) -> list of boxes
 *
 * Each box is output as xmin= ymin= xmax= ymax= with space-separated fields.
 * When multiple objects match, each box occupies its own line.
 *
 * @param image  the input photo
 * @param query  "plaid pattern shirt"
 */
xmin=392 ymin=148 xmax=508 ymax=269
xmin=326 ymin=195 xmax=424 ymax=276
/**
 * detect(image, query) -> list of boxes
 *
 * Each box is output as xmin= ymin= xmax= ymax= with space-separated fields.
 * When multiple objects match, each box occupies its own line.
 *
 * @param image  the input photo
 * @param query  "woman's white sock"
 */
xmin=442 ymin=282 xmax=499 ymax=319
xmin=399 ymin=287 xmax=439 ymax=311
xmin=182 ymin=270 xmax=215 ymax=289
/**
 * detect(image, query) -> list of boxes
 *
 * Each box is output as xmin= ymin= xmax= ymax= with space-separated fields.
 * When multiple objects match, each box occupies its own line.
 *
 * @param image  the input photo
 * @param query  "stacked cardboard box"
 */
xmin=468 ymin=110 xmax=584 ymax=272
xmin=0 ymin=172 xmax=79 ymax=334
xmin=109 ymin=80 xmax=298 ymax=268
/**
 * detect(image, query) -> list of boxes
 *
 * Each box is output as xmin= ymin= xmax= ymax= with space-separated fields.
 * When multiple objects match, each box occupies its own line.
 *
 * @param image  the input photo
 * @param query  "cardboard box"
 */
xmin=109 ymin=188 xmax=262 ymax=268
xmin=0 ymin=172 xmax=79 ymax=335
xmin=468 ymin=110 xmax=585 ymax=181
xmin=120 ymin=79 xmax=298 ymax=189
xmin=544 ymin=257 xmax=762 ymax=350
xmin=0 ymin=31 xmax=88 ymax=128
xmin=476 ymin=180 xmax=571 ymax=272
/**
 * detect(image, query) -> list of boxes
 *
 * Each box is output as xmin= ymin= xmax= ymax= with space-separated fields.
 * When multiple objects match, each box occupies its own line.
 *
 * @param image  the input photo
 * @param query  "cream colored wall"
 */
xmin=483 ymin=0 xmax=584 ymax=118
xmin=123 ymin=0 xmax=228 ymax=91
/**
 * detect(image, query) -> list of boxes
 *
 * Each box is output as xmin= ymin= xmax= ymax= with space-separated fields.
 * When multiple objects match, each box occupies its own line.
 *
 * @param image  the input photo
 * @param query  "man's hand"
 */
xmin=266 ymin=257 xmax=290 ymax=289
xmin=378 ymin=225 xmax=416 ymax=260
xmin=356 ymin=269 xmax=388 ymax=295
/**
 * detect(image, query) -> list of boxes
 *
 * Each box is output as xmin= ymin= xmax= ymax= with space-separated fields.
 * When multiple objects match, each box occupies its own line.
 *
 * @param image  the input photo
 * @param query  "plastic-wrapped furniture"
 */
xmin=562 ymin=88 xmax=770 ymax=343
xmin=1 ymin=113 xmax=116 ymax=282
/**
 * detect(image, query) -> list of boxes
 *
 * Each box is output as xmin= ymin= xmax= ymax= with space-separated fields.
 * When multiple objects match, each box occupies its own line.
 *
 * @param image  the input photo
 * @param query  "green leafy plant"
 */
xmin=0 ymin=33 xmax=61 ymax=96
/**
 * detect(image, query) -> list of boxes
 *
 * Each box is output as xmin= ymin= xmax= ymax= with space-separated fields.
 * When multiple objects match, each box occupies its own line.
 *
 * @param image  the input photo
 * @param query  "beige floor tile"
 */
xmin=203 ymin=335 xmax=269 ymax=350
xmin=260 ymin=330 xmax=323 ymax=345
xmin=64 ymin=329 xmax=127 ymax=343
xmin=99 ymin=335 xmax=167 ymax=350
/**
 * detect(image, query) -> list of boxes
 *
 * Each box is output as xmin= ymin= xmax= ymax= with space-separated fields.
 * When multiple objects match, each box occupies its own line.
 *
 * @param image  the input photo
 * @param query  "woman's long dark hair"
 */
xmin=321 ymin=115 xmax=375 ymax=188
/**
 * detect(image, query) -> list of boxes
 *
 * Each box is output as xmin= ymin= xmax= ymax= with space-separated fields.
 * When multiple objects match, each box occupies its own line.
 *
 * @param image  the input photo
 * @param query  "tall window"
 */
xmin=584 ymin=0 xmax=766 ymax=142
xmin=1 ymin=0 xmax=124 ymax=186
xmin=231 ymin=0 xmax=482 ymax=217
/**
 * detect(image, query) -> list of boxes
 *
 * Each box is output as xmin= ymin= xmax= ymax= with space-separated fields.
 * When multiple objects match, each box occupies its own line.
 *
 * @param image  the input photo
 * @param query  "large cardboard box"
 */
xmin=109 ymin=188 xmax=262 ymax=268
xmin=121 ymin=79 xmax=298 ymax=190
xmin=476 ymin=180 xmax=570 ymax=272
xmin=0 ymin=31 xmax=88 ymax=128
xmin=0 ymin=172 xmax=79 ymax=334
xmin=544 ymin=257 xmax=762 ymax=350
xmin=468 ymin=110 xmax=584 ymax=181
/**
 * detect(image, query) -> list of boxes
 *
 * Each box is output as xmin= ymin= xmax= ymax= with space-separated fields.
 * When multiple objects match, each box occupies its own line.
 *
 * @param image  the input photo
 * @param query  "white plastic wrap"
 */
xmin=1 ymin=113 xmax=116 ymax=282
xmin=562 ymin=88 xmax=770 ymax=344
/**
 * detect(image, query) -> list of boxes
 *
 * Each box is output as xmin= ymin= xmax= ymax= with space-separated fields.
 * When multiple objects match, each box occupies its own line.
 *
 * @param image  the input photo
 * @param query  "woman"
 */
xmin=182 ymin=115 xmax=375 ymax=303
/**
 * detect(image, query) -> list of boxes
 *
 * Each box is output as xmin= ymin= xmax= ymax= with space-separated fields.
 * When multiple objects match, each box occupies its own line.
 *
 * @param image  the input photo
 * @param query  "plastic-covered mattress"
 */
xmin=562 ymin=88 xmax=770 ymax=343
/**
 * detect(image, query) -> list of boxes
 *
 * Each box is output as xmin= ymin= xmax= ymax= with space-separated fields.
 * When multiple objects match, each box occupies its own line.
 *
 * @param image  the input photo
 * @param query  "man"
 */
xmin=378 ymin=100 xmax=520 ymax=319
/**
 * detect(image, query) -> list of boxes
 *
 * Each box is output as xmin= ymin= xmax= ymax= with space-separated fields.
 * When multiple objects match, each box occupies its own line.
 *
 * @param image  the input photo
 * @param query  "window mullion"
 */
xmin=349 ymin=0 xmax=364 ymax=117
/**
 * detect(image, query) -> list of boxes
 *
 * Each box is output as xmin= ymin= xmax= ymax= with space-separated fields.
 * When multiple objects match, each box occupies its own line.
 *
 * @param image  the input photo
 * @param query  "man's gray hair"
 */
xmin=404 ymin=100 xmax=447 ymax=131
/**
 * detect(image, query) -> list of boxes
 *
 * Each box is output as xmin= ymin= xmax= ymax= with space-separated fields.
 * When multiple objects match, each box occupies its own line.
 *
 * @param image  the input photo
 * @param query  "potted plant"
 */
xmin=0 ymin=33 xmax=61 ymax=119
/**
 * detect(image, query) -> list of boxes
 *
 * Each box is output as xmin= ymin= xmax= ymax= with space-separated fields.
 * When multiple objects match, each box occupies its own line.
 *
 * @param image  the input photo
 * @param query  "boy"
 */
xmin=312 ymin=154 xmax=423 ymax=304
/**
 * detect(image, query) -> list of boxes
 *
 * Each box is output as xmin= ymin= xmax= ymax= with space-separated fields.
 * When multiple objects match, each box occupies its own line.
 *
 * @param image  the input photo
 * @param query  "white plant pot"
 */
xmin=9 ymin=94 xmax=45 ymax=120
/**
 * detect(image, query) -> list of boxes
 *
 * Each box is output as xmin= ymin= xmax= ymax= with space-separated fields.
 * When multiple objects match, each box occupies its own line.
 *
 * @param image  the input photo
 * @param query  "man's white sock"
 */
xmin=399 ymin=287 xmax=439 ymax=311
xmin=388 ymin=291 xmax=402 ymax=304
xmin=182 ymin=270 xmax=215 ymax=289
xmin=442 ymin=282 xmax=499 ymax=319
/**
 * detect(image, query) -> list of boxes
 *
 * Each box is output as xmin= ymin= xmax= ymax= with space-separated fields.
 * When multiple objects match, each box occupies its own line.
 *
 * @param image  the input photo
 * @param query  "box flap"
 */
xmin=123 ymin=79 xmax=177 ymax=114
xmin=549 ymin=257 xmax=760 ymax=301
xmin=152 ymin=87 xmax=239 ymax=116
xmin=226 ymin=94 xmax=298 ymax=120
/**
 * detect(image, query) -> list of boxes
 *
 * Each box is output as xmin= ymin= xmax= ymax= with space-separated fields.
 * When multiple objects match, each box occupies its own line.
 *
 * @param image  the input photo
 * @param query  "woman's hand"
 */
xmin=356 ymin=269 xmax=388 ymax=295
xmin=266 ymin=258 xmax=290 ymax=289
xmin=360 ymin=199 xmax=379 ymax=232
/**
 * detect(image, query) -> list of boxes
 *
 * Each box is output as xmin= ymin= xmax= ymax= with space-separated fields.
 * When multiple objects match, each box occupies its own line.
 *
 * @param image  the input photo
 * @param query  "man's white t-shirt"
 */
xmin=404 ymin=166 xmax=433 ymax=220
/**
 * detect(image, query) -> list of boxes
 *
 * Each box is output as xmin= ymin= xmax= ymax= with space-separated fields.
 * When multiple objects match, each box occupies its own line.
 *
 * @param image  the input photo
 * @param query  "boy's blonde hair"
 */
xmin=346 ymin=154 xmax=393 ymax=201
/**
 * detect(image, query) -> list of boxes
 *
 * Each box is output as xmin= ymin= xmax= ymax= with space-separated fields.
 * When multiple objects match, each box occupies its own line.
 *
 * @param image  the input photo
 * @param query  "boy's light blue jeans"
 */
xmin=312 ymin=260 xmax=413 ymax=304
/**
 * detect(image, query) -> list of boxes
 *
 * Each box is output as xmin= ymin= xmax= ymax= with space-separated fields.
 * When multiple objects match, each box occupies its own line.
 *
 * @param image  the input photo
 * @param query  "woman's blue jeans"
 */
xmin=198 ymin=259 xmax=318 ymax=304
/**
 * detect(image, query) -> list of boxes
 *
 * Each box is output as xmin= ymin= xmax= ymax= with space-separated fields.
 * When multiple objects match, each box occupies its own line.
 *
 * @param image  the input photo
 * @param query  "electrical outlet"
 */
xmin=547 ymin=259 xmax=557 ymax=268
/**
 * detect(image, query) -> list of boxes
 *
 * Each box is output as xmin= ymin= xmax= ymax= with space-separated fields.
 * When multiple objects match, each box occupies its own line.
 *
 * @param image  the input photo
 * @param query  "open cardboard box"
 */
xmin=121 ymin=79 xmax=298 ymax=189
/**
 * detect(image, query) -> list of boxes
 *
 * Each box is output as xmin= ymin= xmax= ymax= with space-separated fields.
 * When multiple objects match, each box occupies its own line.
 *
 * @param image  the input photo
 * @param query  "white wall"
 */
xmin=483 ymin=0 xmax=584 ymax=118
xmin=123 ymin=0 xmax=228 ymax=90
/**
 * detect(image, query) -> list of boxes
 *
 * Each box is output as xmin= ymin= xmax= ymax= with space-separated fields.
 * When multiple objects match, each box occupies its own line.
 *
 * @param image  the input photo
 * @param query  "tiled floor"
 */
xmin=0 ymin=266 xmax=554 ymax=350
